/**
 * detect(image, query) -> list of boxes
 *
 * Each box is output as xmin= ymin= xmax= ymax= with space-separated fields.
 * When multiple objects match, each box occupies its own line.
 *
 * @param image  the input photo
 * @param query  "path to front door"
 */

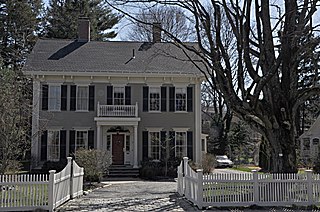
xmin=112 ymin=134 xmax=125 ymax=165
xmin=57 ymin=180 xmax=200 ymax=211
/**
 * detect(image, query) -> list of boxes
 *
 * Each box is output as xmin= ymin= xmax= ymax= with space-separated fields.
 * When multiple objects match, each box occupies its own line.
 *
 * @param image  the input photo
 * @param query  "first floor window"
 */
xmin=149 ymin=132 xmax=161 ymax=160
xmin=126 ymin=135 xmax=131 ymax=151
xmin=48 ymin=85 xmax=61 ymax=111
xmin=76 ymin=131 xmax=88 ymax=150
xmin=149 ymin=87 xmax=160 ymax=111
xmin=175 ymin=132 xmax=187 ymax=158
xmin=48 ymin=130 xmax=60 ymax=161
xmin=114 ymin=87 xmax=125 ymax=105
xmin=106 ymin=134 xmax=111 ymax=151
xmin=176 ymin=88 xmax=186 ymax=111
xmin=77 ymin=86 xmax=88 ymax=110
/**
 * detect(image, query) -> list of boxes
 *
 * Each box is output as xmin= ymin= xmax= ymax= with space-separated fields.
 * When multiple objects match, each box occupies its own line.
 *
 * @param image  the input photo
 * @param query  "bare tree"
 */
xmin=109 ymin=0 xmax=320 ymax=172
xmin=127 ymin=5 xmax=193 ymax=42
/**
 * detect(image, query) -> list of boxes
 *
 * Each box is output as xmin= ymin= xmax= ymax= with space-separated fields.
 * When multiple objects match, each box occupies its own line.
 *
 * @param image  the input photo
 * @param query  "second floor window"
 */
xmin=149 ymin=87 xmax=160 ymax=111
xmin=77 ymin=86 xmax=88 ymax=111
xmin=47 ymin=130 xmax=60 ymax=161
xmin=76 ymin=131 xmax=88 ymax=150
xmin=48 ymin=85 xmax=61 ymax=111
xmin=114 ymin=87 xmax=125 ymax=105
xmin=176 ymin=88 xmax=186 ymax=111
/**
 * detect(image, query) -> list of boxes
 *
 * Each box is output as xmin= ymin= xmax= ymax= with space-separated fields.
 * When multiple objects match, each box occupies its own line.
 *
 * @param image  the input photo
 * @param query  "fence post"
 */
xmin=48 ymin=170 xmax=56 ymax=212
xmin=67 ymin=157 xmax=73 ymax=199
xmin=183 ymin=157 xmax=188 ymax=195
xmin=252 ymin=170 xmax=259 ymax=205
xmin=196 ymin=169 xmax=203 ymax=209
xmin=306 ymin=170 xmax=313 ymax=205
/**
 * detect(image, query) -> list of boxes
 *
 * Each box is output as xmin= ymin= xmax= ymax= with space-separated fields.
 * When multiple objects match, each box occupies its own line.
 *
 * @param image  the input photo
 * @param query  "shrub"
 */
xmin=74 ymin=149 xmax=112 ymax=182
xmin=1 ymin=160 xmax=22 ymax=174
xmin=140 ymin=159 xmax=163 ymax=180
xmin=41 ymin=160 xmax=67 ymax=173
xmin=201 ymin=153 xmax=216 ymax=174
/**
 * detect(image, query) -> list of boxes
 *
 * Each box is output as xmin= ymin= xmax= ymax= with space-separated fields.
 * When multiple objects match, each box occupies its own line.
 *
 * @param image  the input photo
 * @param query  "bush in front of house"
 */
xmin=201 ymin=153 xmax=216 ymax=174
xmin=139 ymin=157 xmax=182 ymax=180
xmin=41 ymin=159 xmax=67 ymax=173
xmin=74 ymin=148 xmax=112 ymax=182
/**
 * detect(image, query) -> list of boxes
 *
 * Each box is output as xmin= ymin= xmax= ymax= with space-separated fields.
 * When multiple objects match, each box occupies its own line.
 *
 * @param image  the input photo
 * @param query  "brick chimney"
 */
xmin=152 ymin=22 xmax=162 ymax=43
xmin=78 ymin=17 xmax=90 ymax=42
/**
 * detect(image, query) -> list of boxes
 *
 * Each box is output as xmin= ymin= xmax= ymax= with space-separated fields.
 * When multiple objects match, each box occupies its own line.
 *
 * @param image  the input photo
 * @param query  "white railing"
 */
xmin=97 ymin=102 xmax=138 ymax=117
xmin=177 ymin=157 xmax=320 ymax=209
xmin=0 ymin=157 xmax=84 ymax=212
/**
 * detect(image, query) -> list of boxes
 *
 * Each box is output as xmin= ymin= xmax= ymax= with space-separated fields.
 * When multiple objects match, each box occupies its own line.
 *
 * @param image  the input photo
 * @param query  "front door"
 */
xmin=112 ymin=134 xmax=125 ymax=165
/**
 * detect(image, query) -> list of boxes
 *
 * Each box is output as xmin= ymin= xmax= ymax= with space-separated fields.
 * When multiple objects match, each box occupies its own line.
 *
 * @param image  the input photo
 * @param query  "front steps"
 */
xmin=107 ymin=165 xmax=139 ymax=178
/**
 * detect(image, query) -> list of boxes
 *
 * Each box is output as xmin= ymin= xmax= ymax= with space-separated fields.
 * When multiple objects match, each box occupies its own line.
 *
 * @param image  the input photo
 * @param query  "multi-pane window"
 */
xmin=48 ymin=85 xmax=61 ymax=111
xmin=126 ymin=135 xmax=130 ymax=151
xmin=77 ymin=86 xmax=88 ymax=111
xmin=176 ymin=88 xmax=186 ymax=111
xmin=149 ymin=87 xmax=160 ymax=111
xmin=106 ymin=134 xmax=111 ymax=151
xmin=175 ymin=132 xmax=187 ymax=158
xmin=114 ymin=87 xmax=125 ymax=105
xmin=149 ymin=132 xmax=161 ymax=160
xmin=47 ymin=130 xmax=60 ymax=161
xmin=76 ymin=131 xmax=88 ymax=150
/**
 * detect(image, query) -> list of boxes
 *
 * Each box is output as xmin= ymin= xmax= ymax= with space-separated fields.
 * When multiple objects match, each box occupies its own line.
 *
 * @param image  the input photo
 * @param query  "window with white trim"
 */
xmin=175 ymin=132 xmax=187 ymax=158
xmin=76 ymin=131 xmax=88 ymax=150
xmin=114 ymin=87 xmax=125 ymax=105
xmin=126 ymin=135 xmax=131 ymax=151
xmin=106 ymin=134 xmax=111 ymax=151
xmin=175 ymin=88 xmax=186 ymax=111
xmin=149 ymin=87 xmax=160 ymax=111
xmin=149 ymin=132 xmax=161 ymax=160
xmin=48 ymin=85 xmax=61 ymax=111
xmin=47 ymin=130 xmax=60 ymax=161
xmin=77 ymin=86 xmax=88 ymax=111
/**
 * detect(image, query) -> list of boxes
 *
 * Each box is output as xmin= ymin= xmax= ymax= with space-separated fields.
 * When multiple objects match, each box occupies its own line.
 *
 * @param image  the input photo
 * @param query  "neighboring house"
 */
xmin=23 ymin=19 xmax=205 ymax=168
xmin=299 ymin=115 xmax=320 ymax=165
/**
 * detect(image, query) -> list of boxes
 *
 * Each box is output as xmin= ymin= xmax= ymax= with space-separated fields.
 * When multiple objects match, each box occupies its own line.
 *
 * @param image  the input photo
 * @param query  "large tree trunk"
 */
xmin=265 ymin=127 xmax=297 ymax=173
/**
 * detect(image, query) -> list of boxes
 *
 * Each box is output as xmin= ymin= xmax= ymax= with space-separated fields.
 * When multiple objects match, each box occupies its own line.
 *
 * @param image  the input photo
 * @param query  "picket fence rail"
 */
xmin=0 ymin=157 xmax=84 ymax=211
xmin=177 ymin=157 xmax=320 ymax=209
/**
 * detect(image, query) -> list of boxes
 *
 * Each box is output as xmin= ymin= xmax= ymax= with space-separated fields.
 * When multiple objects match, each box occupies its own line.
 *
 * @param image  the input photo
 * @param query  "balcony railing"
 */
xmin=97 ymin=102 xmax=138 ymax=117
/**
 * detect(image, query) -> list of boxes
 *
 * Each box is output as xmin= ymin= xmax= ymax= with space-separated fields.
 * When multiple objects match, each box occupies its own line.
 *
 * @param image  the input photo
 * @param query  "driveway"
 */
xmin=57 ymin=179 xmax=201 ymax=211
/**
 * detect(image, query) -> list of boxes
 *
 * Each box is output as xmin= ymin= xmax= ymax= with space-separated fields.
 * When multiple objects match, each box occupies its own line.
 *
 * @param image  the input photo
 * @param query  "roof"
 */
xmin=23 ymin=39 xmax=203 ymax=77
xmin=300 ymin=115 xmax=320 ymax=139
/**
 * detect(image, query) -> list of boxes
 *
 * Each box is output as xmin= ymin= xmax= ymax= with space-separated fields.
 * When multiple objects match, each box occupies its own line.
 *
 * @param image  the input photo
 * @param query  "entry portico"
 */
xmin=94 ymin=102 xmax=140 ymax=168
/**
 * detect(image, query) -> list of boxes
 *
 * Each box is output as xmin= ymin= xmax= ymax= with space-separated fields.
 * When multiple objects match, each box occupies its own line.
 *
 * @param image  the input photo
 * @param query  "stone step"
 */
xmin=108 ymin=165 xmax=140 ymax=178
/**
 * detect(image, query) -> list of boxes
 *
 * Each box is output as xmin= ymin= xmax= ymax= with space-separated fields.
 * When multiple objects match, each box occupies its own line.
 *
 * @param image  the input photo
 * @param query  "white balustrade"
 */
xmin=97 ymin=103 xmax=138 ymax=117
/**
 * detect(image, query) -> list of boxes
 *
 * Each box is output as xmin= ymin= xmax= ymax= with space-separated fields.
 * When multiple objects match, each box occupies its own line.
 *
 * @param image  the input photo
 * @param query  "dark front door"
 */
xmin=112 ymin=134 xmax=125 ymax=165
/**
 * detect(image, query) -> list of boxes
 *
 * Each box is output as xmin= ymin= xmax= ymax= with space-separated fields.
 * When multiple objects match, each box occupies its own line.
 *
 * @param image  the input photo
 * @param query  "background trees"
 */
xmin=109 ymin=0 xmax=320 ymax=172
xmin=45 ymin=0 xmax=122 ymax=40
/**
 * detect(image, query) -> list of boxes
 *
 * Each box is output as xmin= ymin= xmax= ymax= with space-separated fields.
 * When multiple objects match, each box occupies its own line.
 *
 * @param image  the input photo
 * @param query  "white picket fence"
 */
xmin=177 ymin=157 xmax=320 ymax=209
xmin=0 ymin=157 xmax=84 ymax=211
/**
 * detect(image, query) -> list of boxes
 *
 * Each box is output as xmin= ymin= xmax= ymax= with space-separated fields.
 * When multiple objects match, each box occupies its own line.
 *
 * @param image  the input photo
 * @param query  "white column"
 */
xmin=31 ymin=80 xmax=40 ymax=168
xmin=195 ymin=79 xmax=202 ymax=164
xmin=97 ymin=125 xmax=101 ymax=150
xmin=133 ymin=125 xmax=138 ymax=168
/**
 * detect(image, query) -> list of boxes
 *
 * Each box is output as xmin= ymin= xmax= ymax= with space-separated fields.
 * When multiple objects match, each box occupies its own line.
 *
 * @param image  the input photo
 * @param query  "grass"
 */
xmin=230 ymin=165 xmax=260 ymax=172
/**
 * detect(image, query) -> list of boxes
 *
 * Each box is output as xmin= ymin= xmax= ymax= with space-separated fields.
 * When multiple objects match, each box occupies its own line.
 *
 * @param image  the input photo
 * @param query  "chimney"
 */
xmin=78 ymin=17 xmax=90 ymax=42
xmin=152 ymin=22 xmax=162 ymax=43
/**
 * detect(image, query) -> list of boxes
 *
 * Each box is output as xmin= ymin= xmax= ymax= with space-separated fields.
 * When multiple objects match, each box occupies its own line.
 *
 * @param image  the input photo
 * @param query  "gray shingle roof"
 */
xmin=23 ymin=39 xmax=203 ymax=76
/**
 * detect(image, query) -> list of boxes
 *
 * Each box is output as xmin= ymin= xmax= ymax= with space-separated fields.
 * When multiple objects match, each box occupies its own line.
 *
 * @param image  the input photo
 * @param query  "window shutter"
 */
xmin=187 ymin=131 xmax=193 ymax=160
xmin=70 ymin=85 xmax=76 ymax=111
xmin=142 ymin=86 xmax=149 ymax=112
xmin=160 ymin=131 xmax=166 ymax=160
xmin=89 ymin=85 xmax=95 ymax=111
xmin=169 ymin=131 xmax=175 ymax=159
xmin=107 ymin=86 xmax=113 ymax=105
xmin=88 ymin=130 xmax=94 ymax=149
xmin=169 ymin=87 xmax=175 ymax=112
xmin=42 ymin=84 xmax=48 ymax=111
xmin=60 ymin=130 xmax=67 ymax=160
xmin=142 ymin=131 xmax=148 ymax=159
xmin=69 ymin=130 xmax=75 ymax=155
xmin=61 ymin=85 xmax=67 ymax=111
xmin=187 ymin=87 xmax=193 ymax=112
xmin=40 ymin=131 xmax=48 ymax=161
xmin=125 ymin=86 xmax=131 ymax=105
xmin=161 ymin=87 xmax=167 ymax=112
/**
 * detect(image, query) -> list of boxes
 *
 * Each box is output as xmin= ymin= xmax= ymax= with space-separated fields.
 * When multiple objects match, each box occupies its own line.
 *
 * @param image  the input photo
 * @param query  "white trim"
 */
xmin=172 ymin=128 xmax=190 ymax=132
xmin=195 ymin=79 xmax=202 ymax=163
xmin=31 ymin=80 xmax=40 ymax=167
xmin=94 ymin=117 xmax=140 ymax=126
xmin=72 ymin=127 xmax=91 ymax=131
xmin=146 ymin=82 xmax=163 ymax=87
xmin=145 ymin=127 xmax=164 ymax=132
